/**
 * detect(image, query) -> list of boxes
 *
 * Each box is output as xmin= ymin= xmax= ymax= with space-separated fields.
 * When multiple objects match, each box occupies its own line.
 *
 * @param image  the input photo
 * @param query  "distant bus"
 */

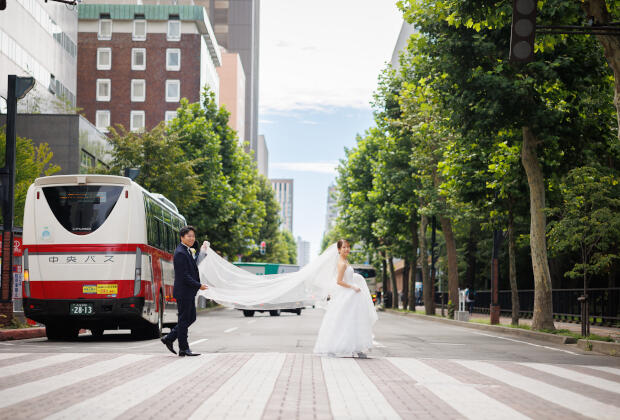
xmin=22 ymin=175 xmax=185 ymax=339
xmin=233 ymin=262 xmax=304 ymax=317
xmin=351 ymin=264 xmax=378 ymax=304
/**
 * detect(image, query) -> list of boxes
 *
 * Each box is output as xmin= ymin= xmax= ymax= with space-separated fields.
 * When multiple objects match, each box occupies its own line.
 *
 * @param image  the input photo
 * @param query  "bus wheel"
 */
xmin=294 ymin=308 xmax=302 ymax=315
xmin=269 ymin=310 xmax=281 ymax=317
xmin=90 ymin=327 xmax=104 ymax=338
xmin=46 ymin=324 xmax=78 ymax=340
xmin=242 ymin=310 xmax=254 ymax=317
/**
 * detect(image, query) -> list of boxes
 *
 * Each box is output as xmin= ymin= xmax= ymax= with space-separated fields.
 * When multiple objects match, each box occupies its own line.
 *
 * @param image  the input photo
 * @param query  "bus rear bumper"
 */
xmin=23 ymin=297 xmax=145 ymax=327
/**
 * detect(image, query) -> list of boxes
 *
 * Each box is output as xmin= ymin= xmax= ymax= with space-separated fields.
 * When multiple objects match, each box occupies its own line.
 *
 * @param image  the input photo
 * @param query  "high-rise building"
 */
xmin=271 ymin=178 xmax=293 ymax=232
xmin=256 ymin=134 xmax=268 ymax=177
xmin=0 ymin=0 xmax=78 ymax=113
xmin=77 ymin=3 xmax=221 ymax=132
xmin=197 ymin=0 xmax=260 ymax=155
xmin=217 ymin=48 xmax=245 ymax=144
xmin=390 ymin=21 xmax=416 ymax=71
xmin=324 ymin=184 xmax=338 ymax=234
xmin=296 ymin=236 xmax=311 ymax=267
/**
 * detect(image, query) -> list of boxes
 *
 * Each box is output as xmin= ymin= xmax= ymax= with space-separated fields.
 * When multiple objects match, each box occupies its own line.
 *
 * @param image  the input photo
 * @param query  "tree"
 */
xmin=101 ymin=123 xmax=203 ymax=210
xmin=0 ymin=129 xmax=60 ymax=226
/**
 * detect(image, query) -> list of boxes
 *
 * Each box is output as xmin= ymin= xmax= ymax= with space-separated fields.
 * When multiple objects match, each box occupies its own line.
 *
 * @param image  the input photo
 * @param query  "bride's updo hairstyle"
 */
xmin=337 ymin=239 xmax=350 ymax=251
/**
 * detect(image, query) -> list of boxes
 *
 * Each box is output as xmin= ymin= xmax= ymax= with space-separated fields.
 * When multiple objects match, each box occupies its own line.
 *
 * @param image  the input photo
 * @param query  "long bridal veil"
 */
xmin=197 ymin=244 xmax=340 ymax=309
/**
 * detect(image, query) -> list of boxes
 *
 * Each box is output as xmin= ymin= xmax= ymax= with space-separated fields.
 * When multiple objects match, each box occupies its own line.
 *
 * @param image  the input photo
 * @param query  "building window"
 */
xmin=167 ymin=20 xmax=180 ymax=41
xmin=81 ymin=149 xmax=96 ymax=169
xmin=130 ymin=111 xmax=145 ymax=132
xmin=133 ymin=20 xmax=147 ymax=41
xmin=131 ymin=79 xmax=145 ymax=102
xmin=97 ymin=48 xmax=111 ymax=70
xmin=165 ymin=80 xmax=180 ymax=102
xmin=96 ymin=79 xmax=111 ymax=101
xmin=98 ymin=19 xmax=112 ymax=40
xmin=164 ymin=111 xmax=177 ymax=123
xmin=131 ymin=48 xmax=146 ymax=71
xmin=166 ymin=49 xmax=181 ymax=71
xmin=95 ymin=110 xmax=110 ymax=132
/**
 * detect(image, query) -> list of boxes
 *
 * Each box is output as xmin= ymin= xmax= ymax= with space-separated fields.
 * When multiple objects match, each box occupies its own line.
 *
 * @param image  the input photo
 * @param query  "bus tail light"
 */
xmin=23 ymin=249 xmax=30 ymax=298
xmin=134 ymin=247 xmax=142 ymax=296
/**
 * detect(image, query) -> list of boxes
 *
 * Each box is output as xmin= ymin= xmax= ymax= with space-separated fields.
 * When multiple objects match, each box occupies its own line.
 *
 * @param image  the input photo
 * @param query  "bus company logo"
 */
xmin=48 ymin=255 xmax=116 ymax=264
xmin=83 ymin=285 xmax=97 ymax=294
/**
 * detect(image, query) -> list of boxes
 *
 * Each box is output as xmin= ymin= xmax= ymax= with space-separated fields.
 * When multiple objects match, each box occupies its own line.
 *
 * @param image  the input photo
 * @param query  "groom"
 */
xmin=161 ymin=225 xmax=208 ymax=356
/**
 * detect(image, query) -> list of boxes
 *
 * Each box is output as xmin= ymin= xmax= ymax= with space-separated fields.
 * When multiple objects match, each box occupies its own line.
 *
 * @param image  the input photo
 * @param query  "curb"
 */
xmin=387 ymin=310 xmax=577 ymax=345
xmin=577 ymin=339 xmax=620 ymax=357
xmin=0 ymin=327 xmax=46 ymax=341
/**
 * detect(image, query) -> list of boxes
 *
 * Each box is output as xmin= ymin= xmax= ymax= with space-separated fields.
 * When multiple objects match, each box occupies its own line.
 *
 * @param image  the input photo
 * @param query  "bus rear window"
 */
xmin=43 ymin=186 xmax=123 ymax=234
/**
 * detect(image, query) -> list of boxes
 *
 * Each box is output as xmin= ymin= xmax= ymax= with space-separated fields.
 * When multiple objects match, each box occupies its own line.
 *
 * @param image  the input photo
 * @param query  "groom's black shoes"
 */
xmin=179 ymin=349 xmax=200 ymax=357
xmin=161 ymin=336 xmax=176 ymax=355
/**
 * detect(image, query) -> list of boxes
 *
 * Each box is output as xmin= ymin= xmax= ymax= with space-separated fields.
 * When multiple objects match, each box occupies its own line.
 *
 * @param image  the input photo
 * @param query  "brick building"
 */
xmin=77 ymin=4 xmax=221 ymax=133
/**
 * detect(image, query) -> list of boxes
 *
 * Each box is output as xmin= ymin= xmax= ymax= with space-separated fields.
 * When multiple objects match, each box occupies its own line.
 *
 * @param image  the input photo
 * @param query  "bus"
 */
xmin=233 ymin=262 xmax=304 ymax=317
xmin=351 ymin=264 xmax=378 ymax=304
xmin=22 ymin=175 xmax=185 ymax=340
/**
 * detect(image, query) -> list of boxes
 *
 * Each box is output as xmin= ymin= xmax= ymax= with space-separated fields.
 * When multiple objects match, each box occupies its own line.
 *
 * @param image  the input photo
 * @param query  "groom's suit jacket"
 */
xmin=173 ymin=243 xmax=206 ymax=300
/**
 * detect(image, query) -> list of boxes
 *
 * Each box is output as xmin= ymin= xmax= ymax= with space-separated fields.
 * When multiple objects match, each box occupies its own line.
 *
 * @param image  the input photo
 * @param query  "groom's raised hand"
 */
xmin=201 ymin=241 xmax=210 ymax=253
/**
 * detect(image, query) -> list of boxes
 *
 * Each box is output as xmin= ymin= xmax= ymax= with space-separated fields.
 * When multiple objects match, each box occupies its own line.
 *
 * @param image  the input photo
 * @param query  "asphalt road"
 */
xmin=1 ymin=307 xmax=618 ymax=367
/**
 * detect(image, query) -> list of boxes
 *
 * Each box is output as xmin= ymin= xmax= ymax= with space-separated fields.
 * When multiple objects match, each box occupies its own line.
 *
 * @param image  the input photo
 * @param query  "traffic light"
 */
xmin=259 ymin=241 xmax=266 ymax=255
xmin=509 ymin=0 xmax=537 ymax=63
xmin=0 ymin=0 xmax=6 ymax=10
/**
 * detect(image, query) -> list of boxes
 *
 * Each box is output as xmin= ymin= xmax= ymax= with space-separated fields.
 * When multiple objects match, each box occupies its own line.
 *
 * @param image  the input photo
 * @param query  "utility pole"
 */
xmin=0 ymin=75 xmax=34 ymax=326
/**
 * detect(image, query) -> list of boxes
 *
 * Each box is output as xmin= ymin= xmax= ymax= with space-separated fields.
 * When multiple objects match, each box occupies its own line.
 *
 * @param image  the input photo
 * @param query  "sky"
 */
xmin=259 ymin=0 xmax=404 ymax=258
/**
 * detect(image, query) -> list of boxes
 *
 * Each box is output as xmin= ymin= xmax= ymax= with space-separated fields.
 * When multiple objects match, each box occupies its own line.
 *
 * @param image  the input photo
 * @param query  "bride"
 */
xmin=313 ymin=239 xmax=378 ymax=358
xmin=197 ymin=239 xmax=378 ymax=357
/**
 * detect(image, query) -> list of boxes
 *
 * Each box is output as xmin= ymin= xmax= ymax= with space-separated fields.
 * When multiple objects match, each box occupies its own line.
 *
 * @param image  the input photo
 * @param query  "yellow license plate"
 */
xmin=97 ymin=284 xmax=118 ymax=294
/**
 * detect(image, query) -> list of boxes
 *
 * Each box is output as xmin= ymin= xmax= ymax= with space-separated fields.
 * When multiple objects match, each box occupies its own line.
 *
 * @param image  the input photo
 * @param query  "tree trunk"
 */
xmin=508 ymin=209 xmax=520 ymax=326
xmin=409 ymin=219 xmax=419 ymax=310
xmin=583 ymin=0 xmax=620 ymax=142
xmin=465 ymin=222 xmax=478 ymax=290
xmin=440 ymin=216 xmax=459 ymax=318
xmin=421 ymin=215 xmax=433 ymax=315
xmin=388 ymin=255 xmax=398 ymax=309
xmin=521 ymin=126 xmax=555 ymax=330
xmin=380 ymin=251 xmax=388 ymax=305
xmin=402 ymin=259 xmax=410 ymax=311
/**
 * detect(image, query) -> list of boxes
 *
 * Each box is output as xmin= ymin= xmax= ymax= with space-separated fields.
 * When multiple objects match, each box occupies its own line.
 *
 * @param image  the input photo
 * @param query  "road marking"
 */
xmin=47 ymin=354 xmax=218 ymax=419
xmin=189 ymin=353 xmax=285 ymax=420
xmin=323 ymin=357 xmax=400 ymax=419
xmin=520 ymin=362 xmax=620 ymax=394
xmin=390 ymin=358 xmax=528 ymax=420
xmin=0 ymin=352 xmax=22 ymax=360
xmin=247 ymin=320 xmax=256 ymax=324
xmin=0 ymin=354 xmax=150 ymax=409
xmin=586 ymin=365 xmax=620 ymax=376
xmin=0 ymin=353 xmax=86 ymax=378
xmin=470 ymin=331 xmax=579 ymax=355
xmin=125 ymin=341 xmax=162 ymax=349
xmin=189 ymin=338 xmax=208 ymax=346
xmin=0 ymin=342 xmax=14 ymax=346
xmin=372 ymin=340 xmax=386 ymax=348
xmin=429 ymin=343 xmax=466 ymax=346
xmin=224 ymin=327 xmax=238 ymax=333
xmin=458 ymin=360 xmax=620 ymax=419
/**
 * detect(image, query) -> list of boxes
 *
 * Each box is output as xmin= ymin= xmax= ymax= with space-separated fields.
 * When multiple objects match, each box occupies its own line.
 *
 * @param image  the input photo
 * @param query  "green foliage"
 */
xmin=0 ymin=128 xmax=60 ymax=226
xmin=547 ymin=166 xmax=620 ymax=283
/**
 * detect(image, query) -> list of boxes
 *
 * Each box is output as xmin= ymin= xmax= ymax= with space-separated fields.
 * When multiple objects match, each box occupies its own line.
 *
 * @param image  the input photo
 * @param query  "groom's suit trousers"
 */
xmin=167 ymin=297 xmax=197 ymax=351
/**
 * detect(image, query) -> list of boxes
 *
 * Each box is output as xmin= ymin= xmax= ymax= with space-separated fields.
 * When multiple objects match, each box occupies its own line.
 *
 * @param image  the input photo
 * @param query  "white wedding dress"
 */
xmin=313 ymin=265 xmax=378 ymax=356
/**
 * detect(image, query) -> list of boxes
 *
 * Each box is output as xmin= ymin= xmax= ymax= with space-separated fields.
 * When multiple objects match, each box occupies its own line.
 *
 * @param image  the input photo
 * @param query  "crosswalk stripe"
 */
xmin=520 ymin=363 xmax=620 ymax=394
xmin=323 ymin=358 xmax=400 ymax=419
xmin=189 ymin=353 xmax=286 ymax=420
xmin=586 ymin=365 xmax=620 ymax=377
xmin=0 ymin=354 xmax=150 ymax=409
xmin=0 ymin=353 xmax=23 ymax=360
xmin=458 ymin=360 xmax=620 ymax=420
xmin=389 ymin=358 xmax=529 ymax=420
xmin=45 ymin=354 xmax=218 ymax=419
xmin=0 ymin=353 xmax=86 ymax=378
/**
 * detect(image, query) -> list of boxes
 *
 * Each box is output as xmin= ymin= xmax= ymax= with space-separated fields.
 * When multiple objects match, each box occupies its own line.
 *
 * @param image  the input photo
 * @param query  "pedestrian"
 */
xmin=465 ymin=285 xmax=475 ymax=314
xmin=161 ymin=226 xmax=209 ymax=356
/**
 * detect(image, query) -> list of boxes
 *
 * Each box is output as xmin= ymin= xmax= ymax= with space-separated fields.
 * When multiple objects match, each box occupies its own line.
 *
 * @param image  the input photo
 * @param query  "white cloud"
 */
xmin=271 ymin=162 xmax=339 ymax=174
xmin=260 ymin=0 xmax=403 ymax=113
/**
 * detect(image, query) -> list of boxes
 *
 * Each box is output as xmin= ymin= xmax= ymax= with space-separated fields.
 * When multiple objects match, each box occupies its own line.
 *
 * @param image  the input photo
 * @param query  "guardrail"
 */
xmin=433 ymin=288 xmax=620 ymax=326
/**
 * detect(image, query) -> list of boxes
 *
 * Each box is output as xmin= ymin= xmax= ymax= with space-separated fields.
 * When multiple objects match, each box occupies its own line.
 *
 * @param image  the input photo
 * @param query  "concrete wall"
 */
xmin=217 ymin=51 xmax=246 ymax=144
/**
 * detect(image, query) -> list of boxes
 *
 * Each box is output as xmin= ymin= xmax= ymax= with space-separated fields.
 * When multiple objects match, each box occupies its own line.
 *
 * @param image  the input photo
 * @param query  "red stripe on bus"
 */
xmin=27 ymin=280 xmax=175 ymax=300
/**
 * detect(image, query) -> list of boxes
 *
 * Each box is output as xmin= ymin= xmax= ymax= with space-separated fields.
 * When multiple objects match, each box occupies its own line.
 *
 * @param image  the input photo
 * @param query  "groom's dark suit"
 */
xmin=165 ymin=243 xmax=203 ymax=352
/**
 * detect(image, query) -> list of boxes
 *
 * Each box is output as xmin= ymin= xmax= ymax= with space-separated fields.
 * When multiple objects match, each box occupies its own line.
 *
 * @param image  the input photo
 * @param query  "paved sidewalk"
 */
xmin=406 ymin=305 xmax=620 ymax=341
xmin=0 ymin=352 xmax=619 ymax=419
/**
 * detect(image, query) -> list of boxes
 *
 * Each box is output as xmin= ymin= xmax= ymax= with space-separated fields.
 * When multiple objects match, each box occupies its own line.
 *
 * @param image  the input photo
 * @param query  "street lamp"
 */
xmin=0 ymin=75 xmax=35 ymax=326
